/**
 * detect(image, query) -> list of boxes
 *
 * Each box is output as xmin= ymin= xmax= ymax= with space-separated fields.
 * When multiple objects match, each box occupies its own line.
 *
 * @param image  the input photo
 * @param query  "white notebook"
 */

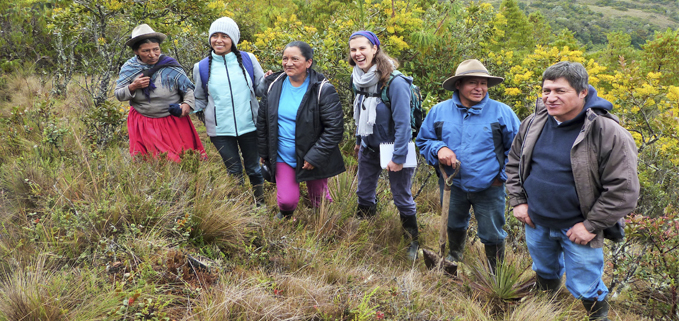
xmin=380 ymin=142 xmax=418 ymax=169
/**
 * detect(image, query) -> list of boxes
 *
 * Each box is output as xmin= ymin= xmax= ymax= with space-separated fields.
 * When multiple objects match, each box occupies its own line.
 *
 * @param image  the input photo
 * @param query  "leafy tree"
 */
xmin=496 ymin=45 xmax=600 ymax=118
xmin=642 ymin=28 xmax=679 ymax=86
xmin=485 ymin=0 xmax=535 ymax=56
xmin=0 ymin=0 xmax=53 ymax=71
xmin=527 ymin=11 xmax=551 ymax=47
xmin=48 ymin=0 xmax=219 ymax=103
xmin=549 ymin=28 xmax=581 ymax=50
xmin=598 ymin=31 xmax=640 ymax=69
xmin=408 ymin=1 xmax=498 ymax=104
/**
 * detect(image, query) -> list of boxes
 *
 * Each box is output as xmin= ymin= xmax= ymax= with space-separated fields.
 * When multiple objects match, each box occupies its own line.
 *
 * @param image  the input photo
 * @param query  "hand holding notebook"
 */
xmin=380 ymin=142 xmax=418 ymax=169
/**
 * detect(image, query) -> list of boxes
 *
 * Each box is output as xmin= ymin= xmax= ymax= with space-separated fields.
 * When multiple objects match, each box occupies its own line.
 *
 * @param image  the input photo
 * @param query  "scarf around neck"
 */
xmin=116 ymin=55 xmax=194 ymax=102
xmin=352 ymin=65 xmax=381 ymax=136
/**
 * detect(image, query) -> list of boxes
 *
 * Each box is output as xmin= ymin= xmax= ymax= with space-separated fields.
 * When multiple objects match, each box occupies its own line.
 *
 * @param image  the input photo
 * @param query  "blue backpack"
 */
xmin=198 ymin=51 xmax=255 ymax=94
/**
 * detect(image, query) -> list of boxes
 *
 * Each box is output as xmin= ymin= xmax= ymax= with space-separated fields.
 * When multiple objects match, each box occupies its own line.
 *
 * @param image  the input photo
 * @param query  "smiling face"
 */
xmin=542 ymin=77 xmax=588 ymax=122
xmin=282 ymin=46 xmax=312 ymax=80
xmin=349 ymin=36 xmax=378 ymax=72
xmin=210 ymin=32 xmax=233 ymax=55
xmin=134 ymin=42 xmax=161 ymax=65
xmin=456 ymin=77 xmax=488 ymax=107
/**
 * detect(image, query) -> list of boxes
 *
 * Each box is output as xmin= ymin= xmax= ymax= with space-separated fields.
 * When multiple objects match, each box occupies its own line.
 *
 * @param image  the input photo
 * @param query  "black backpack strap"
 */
xmin=355 ymin=90 xmax=381 ymax=98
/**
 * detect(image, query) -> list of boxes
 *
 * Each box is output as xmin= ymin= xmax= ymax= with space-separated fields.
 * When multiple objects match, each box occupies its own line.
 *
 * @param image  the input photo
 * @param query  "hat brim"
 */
xmin=126 ymin=32 xmax=167 ymax=48
xmin=442 ymin=74 xmax=504 ymax=91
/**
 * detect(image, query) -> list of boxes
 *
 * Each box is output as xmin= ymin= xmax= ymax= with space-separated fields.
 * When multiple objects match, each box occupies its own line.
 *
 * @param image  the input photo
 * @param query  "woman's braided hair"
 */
xmin=232 ymin=44 xmax=250 ymax=86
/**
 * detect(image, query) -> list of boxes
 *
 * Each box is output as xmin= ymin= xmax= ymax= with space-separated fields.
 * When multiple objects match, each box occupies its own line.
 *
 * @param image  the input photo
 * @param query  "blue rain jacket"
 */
xmin=416 ymin=92 xmax=520 ymax=192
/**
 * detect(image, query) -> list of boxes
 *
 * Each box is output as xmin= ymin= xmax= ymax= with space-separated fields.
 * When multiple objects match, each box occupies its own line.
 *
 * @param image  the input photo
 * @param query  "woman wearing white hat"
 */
xmin=193 ymin=17 xmax=271 ymax=205
xmin=115 ymin=24 xmax=205 ymax=162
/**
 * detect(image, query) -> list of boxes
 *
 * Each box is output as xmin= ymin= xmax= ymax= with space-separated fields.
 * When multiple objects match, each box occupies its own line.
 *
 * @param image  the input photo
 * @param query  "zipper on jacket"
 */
xmin=212 ymin=79 xmax=218 ymax=126
xmin=223 ymin=55 xmax=239 ymax=137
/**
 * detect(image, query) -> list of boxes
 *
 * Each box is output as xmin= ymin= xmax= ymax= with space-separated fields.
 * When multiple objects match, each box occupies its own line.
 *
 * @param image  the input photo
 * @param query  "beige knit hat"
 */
xmin=126 ymin=24 xmax=167 ymax=48
xmin=442 ymin=59 xmax=504 ymax=91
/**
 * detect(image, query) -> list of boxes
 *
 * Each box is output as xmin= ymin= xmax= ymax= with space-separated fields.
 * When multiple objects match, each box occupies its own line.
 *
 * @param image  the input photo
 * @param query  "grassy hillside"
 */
xmin=486 ymin=0 xmax=679 ymax=48
xmin=0 ymin=70 xmax=658 ymax=320
xmin=580 ymin=0 xmax=678 ymax=29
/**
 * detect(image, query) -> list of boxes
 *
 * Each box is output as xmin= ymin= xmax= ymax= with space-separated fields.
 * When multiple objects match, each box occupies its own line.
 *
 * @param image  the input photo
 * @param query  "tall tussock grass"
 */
xmin=190 ymin=170 xmax=254 ymax=251
xmin=0 ymin=70 xmax=646 ymax=320
xmin=0 ymin=255 xmax=120 ymax=321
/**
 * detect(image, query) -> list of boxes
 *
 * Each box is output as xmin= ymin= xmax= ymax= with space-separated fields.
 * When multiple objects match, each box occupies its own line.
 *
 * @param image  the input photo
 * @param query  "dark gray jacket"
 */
xmin=257 ymin=70 xmax=345 ymax=182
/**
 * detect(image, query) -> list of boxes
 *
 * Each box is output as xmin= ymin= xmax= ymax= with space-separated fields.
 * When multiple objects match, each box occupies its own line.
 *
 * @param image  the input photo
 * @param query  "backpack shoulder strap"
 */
xmin=382 ymin=71 xmax=404 ymax=106
xmin=267 ymin=73 xmax=287 ymax=94
xmin=239 ymin=51 xmax=256 ymax=85
xmin=352 ymin=74 xmax=382 ymax=98
xmin=198 ymin=57 xmax=210 ymax=94
xmin=318 ymin=79 xmax=328 ymax=102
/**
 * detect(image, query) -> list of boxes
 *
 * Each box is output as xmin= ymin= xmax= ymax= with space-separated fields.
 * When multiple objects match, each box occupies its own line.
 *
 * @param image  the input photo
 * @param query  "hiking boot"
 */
xmin=484 ymin=241 xmax=505 ymax=274
xmin=274 ymin=210 xmax=294 ymax=220
xmin=536 ymin=275 xmax=562 ymax=294
xmin=400 ymin=214 xmax=419 ymax=261
xmin=407 ymin=241 xmax=419 ymax=261
xmin=356 ymin=203 xmax=377 ymax=219
xmin=582 ymin=299 xmax=610 ymax=321
xmin=253 ymin=184 xmax=265 ymax=207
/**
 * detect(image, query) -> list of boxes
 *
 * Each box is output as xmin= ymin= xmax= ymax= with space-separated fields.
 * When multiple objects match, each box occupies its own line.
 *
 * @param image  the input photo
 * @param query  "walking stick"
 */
xmin=422 ymin=160 xmax=461 ymax=275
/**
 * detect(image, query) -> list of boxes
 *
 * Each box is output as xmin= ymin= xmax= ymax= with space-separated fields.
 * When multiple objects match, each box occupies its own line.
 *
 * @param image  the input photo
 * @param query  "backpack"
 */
xmin=352 ymin=71 xmax=424 ymax=139
xmin=198 ymin=51 xmax=255 ymax=94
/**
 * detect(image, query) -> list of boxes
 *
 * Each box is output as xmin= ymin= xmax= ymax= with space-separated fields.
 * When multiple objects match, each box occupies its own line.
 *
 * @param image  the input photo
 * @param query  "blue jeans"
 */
xmin=440 ymin=177 xmax=507 ymax=245
xmin=356 ymin=146 xmax=416 ymax=217
xmin=525 ymin=224 xmax=608 ymax=301
xmin=210 ymin=131 xmax=264 ymax=186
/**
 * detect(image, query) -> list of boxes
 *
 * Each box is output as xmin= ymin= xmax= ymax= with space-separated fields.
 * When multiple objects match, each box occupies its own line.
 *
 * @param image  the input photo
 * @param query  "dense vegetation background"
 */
xmin=0 ymin=0 xmax=678 ymax=320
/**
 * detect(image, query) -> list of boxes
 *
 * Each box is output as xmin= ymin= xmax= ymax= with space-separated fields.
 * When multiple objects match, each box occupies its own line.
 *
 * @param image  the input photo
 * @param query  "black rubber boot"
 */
xmin=484 ymin=241 xmax=505 ymax=274
xmin=582 ymin=299 xmax=610 ymax=321
xmin=445 ymin=228 xmax=467 ymax=263
xmin=253 ymin=184 xmax=265 ymax=207
xmin=274 ymin=209 xmax=294 ymax=220
xmin=356 ymin=203 xmax=377 ymax=219
xmin=400 ymin=215 xmax=419 ymax=261
xmin=536 ymin=275 xmax=562 ymax=294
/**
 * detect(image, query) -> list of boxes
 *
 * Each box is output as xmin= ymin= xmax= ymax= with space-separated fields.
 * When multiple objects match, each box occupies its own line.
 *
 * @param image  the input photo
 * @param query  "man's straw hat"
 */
xmin=442 ymin=59 xmax=504 ymax=91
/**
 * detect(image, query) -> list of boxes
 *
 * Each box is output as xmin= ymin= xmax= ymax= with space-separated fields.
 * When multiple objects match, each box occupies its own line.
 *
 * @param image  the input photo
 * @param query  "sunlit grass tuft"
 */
xmin=190 ymin=172 xmax=253 ymax=251
xmin=0 ymin=255 xmax=120 ymax=321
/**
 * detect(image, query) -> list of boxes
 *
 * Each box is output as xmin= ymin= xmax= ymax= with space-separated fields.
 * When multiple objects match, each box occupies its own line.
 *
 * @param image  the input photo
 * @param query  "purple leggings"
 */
xmin=275 ymin=162 xmax=332 ymax=211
